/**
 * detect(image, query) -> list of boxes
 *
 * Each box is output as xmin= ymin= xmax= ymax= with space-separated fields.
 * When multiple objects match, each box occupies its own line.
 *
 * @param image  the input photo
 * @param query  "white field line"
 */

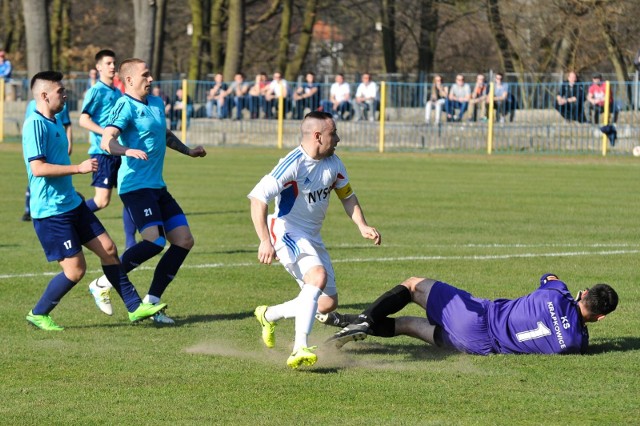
xmin=1 ymin=248 xmax=638 ymax=281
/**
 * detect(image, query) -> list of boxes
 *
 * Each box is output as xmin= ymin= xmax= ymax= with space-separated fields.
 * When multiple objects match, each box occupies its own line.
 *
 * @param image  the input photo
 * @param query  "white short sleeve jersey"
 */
xmin=248 ymin=146 xmax=352 ymax=236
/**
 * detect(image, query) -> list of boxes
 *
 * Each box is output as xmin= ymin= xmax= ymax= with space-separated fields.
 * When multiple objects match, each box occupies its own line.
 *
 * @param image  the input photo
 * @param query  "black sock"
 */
xmin=148 ymin=245 xmax=190 ymax=299
xmin=120 ymin=240 xmax=164 ymax=273
xmin=362 ymin=285 xmax=412 ymax=324
xmin=369 ymin=317 xmax=396 ymax=337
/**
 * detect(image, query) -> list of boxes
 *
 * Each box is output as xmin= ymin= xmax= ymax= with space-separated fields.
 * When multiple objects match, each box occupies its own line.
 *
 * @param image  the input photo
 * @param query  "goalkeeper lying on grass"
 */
xmin=321 ymin=273 xmax=618 ymax=355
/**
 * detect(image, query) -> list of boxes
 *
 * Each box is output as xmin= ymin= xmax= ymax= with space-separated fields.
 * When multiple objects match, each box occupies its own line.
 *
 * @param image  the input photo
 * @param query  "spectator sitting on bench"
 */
xmin=353 ymin=73 xmax=379 ymax=122
xmin=554 ymin=71 xmax=586 ymax=123
xmin=171 ymin=88 xmax=193 ymax=130
xmin=321 ymin=73 xmax=352 ymax=120
xmin=469 ymin=73 xmax=488 ymax=122
xmin=492 ymin=72 xmax=515 ymax=123
xmin=445 ymin=74 xmax=471 ymax=122
xmin=586 ymin=73 xmax=617 ymax=124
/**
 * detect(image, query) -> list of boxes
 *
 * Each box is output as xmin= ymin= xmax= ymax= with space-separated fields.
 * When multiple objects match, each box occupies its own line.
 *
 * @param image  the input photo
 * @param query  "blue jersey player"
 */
xmin=93 ymin=58 xmax=206 ymax=325
xmin=324 ymin=273 xmax=618 ymax=355
xmin=22 ymin=71 xmax=167 ymax=331
xmin=78 ymin=50 xmax=139 ymax=315
xmin=22 ymin=100 xmax=72 ymax=222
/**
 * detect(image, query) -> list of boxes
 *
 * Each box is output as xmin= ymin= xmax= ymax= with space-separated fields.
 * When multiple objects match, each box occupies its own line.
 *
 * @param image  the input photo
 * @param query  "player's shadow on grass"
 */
xmin=585 ymin=337 xmax=640 ymax=354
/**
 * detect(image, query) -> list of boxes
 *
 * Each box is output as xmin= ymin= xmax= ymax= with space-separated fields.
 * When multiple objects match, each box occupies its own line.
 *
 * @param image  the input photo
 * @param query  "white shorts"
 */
xmin=270 ymin=218 xmax=337 ymax=296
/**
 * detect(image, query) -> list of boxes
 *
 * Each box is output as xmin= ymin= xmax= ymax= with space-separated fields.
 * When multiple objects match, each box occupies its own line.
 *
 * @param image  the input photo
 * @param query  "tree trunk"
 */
xmin=222 ymin=0 xmax=245 ymax=80
xmin=50 ymin=0 xmax=62 ymax=70
xmin=417 ymin=0 xmax=438 ymax=80
xmin=22 ymin=0 xmax=51 ymax=76
xmin=151 ymin=0 xmax=167 ymax=79
xmin=210 ymin=0 xmax=224 ymax=74
xmin=284 ymin=0 xmax=317 ymax=81
xmin=275 ymin=0 xmax=292 ymax=74
xmin=188 ymin=0 xmax=204 ymax=80
xmin=132 ymin=0 xmax=156 ymax=65
xmin=380 ymin=0 xmax=397 ymax=74
xmin=485 ymin=0 xmax=527 ymax=105
xmin=599 ymin=15 xmax=630 ymax=103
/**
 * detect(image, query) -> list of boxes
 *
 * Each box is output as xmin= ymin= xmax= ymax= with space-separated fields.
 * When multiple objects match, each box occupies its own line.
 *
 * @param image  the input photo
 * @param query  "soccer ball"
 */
xmin=633 ymin=146 xmax=640 ymax=157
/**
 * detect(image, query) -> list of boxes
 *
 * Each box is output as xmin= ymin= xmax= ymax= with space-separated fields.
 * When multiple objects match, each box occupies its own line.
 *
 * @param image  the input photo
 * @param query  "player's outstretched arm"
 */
xmin=341 ymin=194 xmax=381 ymax=245
xmin=165 ymin=129 xmax=207 ymax=157
xmin=100 ymin=126 xmax=147 ymax=159
xmin=30 ymin=157 xmax=97 ymax=177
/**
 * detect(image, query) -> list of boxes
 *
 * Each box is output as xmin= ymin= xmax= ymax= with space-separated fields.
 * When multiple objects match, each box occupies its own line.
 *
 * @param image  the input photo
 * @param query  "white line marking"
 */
xmin=1 ymin=249 xmax=637 ymax=281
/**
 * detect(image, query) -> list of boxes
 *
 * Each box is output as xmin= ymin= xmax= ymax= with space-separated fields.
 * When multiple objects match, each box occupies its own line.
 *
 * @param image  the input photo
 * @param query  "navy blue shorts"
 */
xmin=120 ymin=187 xmax=188 ymax=233
xmin=90 ymin=154 xmax=121 ymax=189
xmin=33 ymin=202 xmax=106 ymax=262
xmin=426 ymin=281 xmax=494 ymax=355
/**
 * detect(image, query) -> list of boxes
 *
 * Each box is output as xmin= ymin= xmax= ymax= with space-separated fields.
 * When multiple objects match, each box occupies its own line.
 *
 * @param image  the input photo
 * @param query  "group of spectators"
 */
xmin=554 ymin=71 xmax=619 ymax=124
xmin=193 ymin=72 xmax=381 ymax=122
xmin=425 ymin=72 xmax=516 ymax=125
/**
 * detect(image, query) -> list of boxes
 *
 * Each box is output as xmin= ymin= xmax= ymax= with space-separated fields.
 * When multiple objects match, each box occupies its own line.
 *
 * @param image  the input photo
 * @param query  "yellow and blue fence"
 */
xmin=2 ymin=77 xmax=639 ymax=156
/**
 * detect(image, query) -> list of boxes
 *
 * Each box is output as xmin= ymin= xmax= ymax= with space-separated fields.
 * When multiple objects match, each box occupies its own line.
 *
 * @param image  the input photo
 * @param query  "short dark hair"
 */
xmin=30 ymin=71 xmax=63 ymax=90
xmin=95 ymin=49 xmax=116 ymax=63
xmin=583 ymin=284 xmax=618 ymax=316
xmin=304 ymin=111 xmax=333 ymax=121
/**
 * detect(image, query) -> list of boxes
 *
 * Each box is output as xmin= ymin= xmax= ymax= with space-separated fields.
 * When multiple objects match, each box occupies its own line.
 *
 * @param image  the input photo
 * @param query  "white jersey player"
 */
xmin=249 ymin=111 xmax=381 ymax=369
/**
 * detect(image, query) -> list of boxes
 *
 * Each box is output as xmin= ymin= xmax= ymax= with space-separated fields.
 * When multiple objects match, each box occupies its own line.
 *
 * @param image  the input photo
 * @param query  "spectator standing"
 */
xmin=445 ymin=74 xmax=471 ymax=122
xmin=425 ymin=74 xmax=448 ymax=125
xmin=293 ymin=72 xmax=321 ymax=119
xmin=469 ymin=73 xmax=487 ymax=122
xmin=321 ymin=74 xmax=352 ymax=120
xmin=353 ymin=73 xmax=379 ymax=122
xmin=554 ymin=71 xmax=585 ymax=123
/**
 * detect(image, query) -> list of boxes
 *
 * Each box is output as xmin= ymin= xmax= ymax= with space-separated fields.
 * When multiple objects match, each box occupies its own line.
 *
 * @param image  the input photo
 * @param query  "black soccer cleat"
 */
xmin=325 ymin=322 xmax=370 ymax=349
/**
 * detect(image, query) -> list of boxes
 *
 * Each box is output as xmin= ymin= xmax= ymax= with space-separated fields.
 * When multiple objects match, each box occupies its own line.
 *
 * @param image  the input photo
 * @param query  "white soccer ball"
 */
xmin=633 ymin=146 xmax=640 ymax=157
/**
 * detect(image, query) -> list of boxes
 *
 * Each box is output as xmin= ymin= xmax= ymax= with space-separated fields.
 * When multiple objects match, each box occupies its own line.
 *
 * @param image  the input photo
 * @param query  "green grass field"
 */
xmin=1 ymin=142 xmax=639 ymax=425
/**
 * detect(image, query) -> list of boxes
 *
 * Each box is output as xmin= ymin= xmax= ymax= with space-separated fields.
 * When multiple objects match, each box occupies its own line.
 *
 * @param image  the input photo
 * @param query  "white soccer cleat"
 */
xmin=88 ymin=276 xmax=113 ymax=316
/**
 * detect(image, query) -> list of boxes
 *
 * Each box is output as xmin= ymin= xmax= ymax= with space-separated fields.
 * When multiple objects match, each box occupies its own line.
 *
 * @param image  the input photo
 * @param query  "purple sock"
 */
xmin=32 ymin=272 xmax=77 ymax=315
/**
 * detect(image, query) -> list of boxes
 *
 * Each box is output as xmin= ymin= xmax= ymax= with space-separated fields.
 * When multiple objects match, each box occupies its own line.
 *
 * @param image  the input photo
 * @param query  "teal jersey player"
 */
xmin=22 ymin=111 xmax=82 ymax=219
xmin=81 ymin=80 xmax=122 ymax=155
xmin=107 ymin=94 xmax=168 ymax=194
xmin=26 ymin=99 xmax=71 ymax=126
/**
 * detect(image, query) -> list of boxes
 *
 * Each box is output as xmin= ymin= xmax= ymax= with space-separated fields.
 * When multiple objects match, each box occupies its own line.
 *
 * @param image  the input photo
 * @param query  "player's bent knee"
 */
xmin=402 ymin=276 xmax=428 ymax=291
xmin=152 ymin=236 xmax=167 ymax=248
xmin=317 ymin=295 xmax=338 ymax=313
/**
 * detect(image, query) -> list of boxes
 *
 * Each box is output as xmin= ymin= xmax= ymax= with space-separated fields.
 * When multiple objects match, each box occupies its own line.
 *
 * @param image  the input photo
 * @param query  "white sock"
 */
xmin=293 ymin=285 xmax=322 ymax=351
xmin=265 ymin=299 xmax=298 ymax=323
xmin=143 ymin=294 xmax=161 ymax=304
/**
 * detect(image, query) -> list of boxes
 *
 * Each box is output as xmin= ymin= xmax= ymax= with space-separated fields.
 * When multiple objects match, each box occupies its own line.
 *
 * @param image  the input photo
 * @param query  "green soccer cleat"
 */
xmin=286 ymin=346 xmax=318 ymax=369
xmin=254 ymin=305 xmax=276 ymax=348
xmin=128 ymin=302 xmax=168 ymax=323
xmin=26 ymin=310 xmax=64 ymax=331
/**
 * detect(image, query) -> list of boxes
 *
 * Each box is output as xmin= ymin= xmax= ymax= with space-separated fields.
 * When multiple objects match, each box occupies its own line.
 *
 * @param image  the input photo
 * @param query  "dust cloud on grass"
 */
xmin=185 ymin=338 xmax=431 ymax=371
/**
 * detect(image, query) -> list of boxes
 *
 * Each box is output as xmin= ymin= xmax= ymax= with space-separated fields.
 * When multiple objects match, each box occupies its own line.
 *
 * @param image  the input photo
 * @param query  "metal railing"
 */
xmin=3 ymin=78 xmax=639 ymax=156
